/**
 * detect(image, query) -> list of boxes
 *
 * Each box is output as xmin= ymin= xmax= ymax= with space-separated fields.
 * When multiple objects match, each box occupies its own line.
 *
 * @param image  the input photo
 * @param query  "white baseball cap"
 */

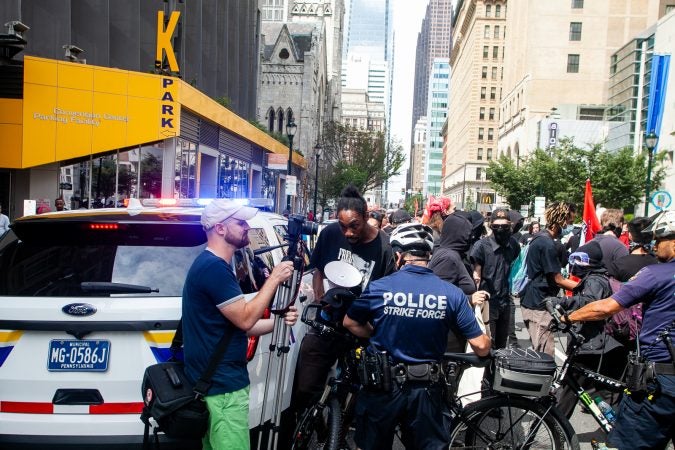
xmin=201 ymin=199 xmax=258 ymax=230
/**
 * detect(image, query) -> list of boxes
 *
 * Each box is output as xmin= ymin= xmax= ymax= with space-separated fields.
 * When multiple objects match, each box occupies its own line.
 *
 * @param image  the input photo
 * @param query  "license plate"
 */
xmin=47 ymin=340 xmax=110 ymax=372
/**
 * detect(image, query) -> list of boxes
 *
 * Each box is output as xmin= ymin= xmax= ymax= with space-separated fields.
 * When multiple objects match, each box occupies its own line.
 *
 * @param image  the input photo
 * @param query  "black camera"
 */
xmin=287 ymin=214 xmax=319 ymax=241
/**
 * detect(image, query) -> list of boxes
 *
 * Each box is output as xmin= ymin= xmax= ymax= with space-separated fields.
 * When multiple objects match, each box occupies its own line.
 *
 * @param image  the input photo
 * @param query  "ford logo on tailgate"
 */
xmin=62 ymin=303 xmax=97 ymax=317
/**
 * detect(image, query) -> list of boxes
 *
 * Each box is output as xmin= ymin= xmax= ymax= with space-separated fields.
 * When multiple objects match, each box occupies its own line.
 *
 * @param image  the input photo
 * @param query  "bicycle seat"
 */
xmin=443 ymin=352 xmax=492 ymax=368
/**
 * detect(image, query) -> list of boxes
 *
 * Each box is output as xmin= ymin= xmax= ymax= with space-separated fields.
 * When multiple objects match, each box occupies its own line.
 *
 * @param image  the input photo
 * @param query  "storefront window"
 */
xmin=262 ymin=168 xmax=277 ymax=203
xmin=90 ymin=152 xmax=119 ymax=208
xmin=218 ymin=155 xmax=249 ymax=199
xmin=140 ymin=143 xmax=164 ymax=199
xmin=175 ymin=139 xmax=197 ymax=198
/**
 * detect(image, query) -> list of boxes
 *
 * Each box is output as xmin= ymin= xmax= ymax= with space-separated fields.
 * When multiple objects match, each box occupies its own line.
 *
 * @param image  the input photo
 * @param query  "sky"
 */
xmin=387 ymin=0 xmax=429 ymax=205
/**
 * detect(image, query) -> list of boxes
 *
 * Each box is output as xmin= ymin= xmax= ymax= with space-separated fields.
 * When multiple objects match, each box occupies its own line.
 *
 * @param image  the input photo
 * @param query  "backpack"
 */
xmin=509 ymin=236 xmax=538 ymax=297
xmin=604 ymin=277 xmax=643 ymax=346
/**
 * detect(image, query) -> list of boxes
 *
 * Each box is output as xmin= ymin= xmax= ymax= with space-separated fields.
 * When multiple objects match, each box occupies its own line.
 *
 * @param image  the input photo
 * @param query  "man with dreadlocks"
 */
xmin=519 ymin=202 xmax=578 ymax=355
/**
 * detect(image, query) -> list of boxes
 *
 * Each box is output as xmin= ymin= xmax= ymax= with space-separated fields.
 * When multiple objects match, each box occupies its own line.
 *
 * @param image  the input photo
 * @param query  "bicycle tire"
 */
xmin=449 ymin=395 xmax=580 ymax=450
xmin=291 ymin=396 xmax=342 ymax=450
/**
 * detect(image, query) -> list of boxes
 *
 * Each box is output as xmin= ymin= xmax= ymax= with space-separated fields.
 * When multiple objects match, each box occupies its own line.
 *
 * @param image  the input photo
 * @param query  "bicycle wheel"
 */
xmin=291 ymin=396 xmax=342 ymax=450
xmin=448 ymin=395 xmax=580 ymax=450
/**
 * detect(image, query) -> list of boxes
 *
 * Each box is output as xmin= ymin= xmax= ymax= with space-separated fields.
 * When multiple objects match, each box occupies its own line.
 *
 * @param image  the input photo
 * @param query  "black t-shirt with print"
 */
xmin=310 ymin=222 xmax=395 ymax=294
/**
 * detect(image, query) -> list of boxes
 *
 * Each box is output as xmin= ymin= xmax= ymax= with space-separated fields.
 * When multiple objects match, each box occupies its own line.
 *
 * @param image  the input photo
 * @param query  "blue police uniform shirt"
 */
xmin=612 ymin=259 xmax=675 ymax=363
xmin=182 ymin=250 xmax=249 ymax=395
xmin=346 ymin=265 xmax=483 ymax=364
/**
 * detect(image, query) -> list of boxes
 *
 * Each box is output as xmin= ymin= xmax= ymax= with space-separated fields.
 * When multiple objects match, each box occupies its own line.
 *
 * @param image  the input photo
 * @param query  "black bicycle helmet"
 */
xmin=390 ymin=222 xmax=434 ymax=253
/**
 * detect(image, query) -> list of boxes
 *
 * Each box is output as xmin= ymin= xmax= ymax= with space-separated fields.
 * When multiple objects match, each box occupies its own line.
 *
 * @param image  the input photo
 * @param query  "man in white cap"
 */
xmin=182 ymin=199 xmax=297 ymax=450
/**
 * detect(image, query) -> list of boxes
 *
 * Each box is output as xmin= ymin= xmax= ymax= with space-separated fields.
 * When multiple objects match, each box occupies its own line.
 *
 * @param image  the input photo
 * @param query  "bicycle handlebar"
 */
xmin=545 ymin=300 xmax=585 ymax=344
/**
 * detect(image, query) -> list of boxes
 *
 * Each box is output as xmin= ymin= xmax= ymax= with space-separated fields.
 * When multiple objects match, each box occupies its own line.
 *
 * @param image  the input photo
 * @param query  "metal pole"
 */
xmin=461 ymin=163 xmax=467 ymax=209
xmin=286 ymin=135 xmax=293 ymax=213
xmin=313 ymin=152 xmax=320 ymax=220
xmin=644 ymin=148 xmax=654 ymax=216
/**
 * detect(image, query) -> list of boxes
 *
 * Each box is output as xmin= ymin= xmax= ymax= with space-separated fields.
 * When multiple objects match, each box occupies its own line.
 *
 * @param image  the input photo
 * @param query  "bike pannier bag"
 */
xmin=492 ymin=348 xmax=557 ymax=397
xmin=141 ymin=362 xmax=209 ymax=439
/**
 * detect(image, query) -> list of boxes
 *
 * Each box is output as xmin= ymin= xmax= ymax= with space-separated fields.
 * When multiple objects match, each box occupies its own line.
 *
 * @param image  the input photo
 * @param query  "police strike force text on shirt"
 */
xmin=382 ymin=292 xmax=447 ymax=319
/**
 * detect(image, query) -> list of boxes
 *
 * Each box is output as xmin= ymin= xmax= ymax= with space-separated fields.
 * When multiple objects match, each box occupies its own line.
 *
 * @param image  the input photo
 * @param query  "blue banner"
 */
xmin=645 ymin=54 xmax=671 ymax=152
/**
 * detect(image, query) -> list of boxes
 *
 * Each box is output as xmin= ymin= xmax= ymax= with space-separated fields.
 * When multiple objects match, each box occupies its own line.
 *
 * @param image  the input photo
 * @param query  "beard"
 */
xmin=225 ymin=230 xmax=249 ymax=249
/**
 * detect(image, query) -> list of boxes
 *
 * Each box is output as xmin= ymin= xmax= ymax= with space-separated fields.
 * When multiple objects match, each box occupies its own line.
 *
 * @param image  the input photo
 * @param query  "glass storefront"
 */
xmin=59 ymin=142 xmax=165 ymax=209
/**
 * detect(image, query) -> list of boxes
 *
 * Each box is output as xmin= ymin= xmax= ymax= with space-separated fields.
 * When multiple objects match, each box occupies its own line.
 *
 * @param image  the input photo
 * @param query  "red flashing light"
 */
xmin=89 ymin=223 xmax=119 ymax=230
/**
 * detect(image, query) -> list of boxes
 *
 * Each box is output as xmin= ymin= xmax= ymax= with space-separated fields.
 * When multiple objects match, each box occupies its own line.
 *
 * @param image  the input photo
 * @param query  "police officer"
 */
xmin=561 ymin=210 xmax=675 ymax=450
xmin=343 ymin=224 xmax=491 ymax=450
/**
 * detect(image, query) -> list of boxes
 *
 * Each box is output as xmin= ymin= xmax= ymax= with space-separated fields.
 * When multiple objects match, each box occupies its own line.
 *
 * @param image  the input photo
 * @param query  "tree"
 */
xmin=319 ymin=122 xmax=405 ymax=199
xmin=487 ymin=138 xmax=667 ymax=211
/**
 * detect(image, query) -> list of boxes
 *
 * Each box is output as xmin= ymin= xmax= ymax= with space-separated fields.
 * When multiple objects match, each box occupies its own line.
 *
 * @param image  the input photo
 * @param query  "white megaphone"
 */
xmin=322 ymin=260 xmax=362 ymax=293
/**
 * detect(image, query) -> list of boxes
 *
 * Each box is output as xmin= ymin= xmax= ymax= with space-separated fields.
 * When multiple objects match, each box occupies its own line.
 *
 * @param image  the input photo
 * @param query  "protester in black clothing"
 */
xmin=293 ymin=185 xmax=395 ymax=413
xmin=428 ymin=212 xmax=488 ymax=351
xmin=428 ymin=212 xmax=476 ymax=296
xmin=551 ymin=241 xmax=625 ymax=417
xmin=608 ymin=216 xmax=658 ymax=282
xmin=520 ymin=202 xmax=578 ymax=355
xmin=470 ymin=209 xmax=520 ymax=349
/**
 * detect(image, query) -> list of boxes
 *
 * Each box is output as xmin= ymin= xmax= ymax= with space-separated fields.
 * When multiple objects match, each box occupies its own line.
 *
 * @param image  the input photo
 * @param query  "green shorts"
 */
xmin=202 ymin=386 xmax=250 ymax=450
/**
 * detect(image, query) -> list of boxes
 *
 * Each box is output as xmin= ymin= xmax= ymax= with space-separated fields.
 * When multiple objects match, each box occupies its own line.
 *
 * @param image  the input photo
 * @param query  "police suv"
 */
xmin=0 ymin=199 xmax=313 ymax=448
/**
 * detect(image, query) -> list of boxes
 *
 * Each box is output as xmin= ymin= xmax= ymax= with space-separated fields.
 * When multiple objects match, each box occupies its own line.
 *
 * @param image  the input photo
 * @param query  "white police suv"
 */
xmin=0 ymin=200 xmax=313 ymax=449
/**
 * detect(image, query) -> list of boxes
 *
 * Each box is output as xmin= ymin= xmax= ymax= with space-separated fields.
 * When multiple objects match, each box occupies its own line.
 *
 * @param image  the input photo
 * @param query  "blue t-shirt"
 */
xmin=346 ymin=265 xmax=483 ymax=364
xmin=182 ymin=250 xmax=249 ymax=395
xmin=612 ymin=260 xmax=674 ymax=363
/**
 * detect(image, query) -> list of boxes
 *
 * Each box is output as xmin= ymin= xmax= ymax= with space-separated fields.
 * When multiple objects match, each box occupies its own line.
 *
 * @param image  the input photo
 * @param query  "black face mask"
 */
xmin=493 ymin=229 xmax=512 ymax=245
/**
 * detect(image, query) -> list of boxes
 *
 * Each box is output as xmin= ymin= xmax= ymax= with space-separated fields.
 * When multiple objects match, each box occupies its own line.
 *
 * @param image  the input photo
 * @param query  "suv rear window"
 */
xmin=0 ymin=219 xmax=208 ymax=297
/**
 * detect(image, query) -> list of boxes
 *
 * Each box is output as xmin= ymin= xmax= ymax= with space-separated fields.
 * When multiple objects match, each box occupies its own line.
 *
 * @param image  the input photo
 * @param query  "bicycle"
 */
xmin=293 ymin=303 xmax=580 ymax=449
xmin=545 ymin=300 xmax=628 ymax=434
xmin=291 ymin=303 xmax=362 ymax=450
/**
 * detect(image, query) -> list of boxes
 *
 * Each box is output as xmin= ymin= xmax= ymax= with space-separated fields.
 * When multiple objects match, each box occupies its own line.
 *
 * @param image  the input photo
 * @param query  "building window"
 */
xmin=489 ymin=108 xmax=495 ymax=120
xmin=494 ymin=25 xmax=500 ymax=39
xmin=666 ymin=5 xmax=675 ymax=14
xmin=572 ymin=0 xmax=584 ymax=8
xmin=491 ymin=66 xmax=497 ymax=79
xmin=481 ymin=87 xmax=487 ymax=99
xmin=569 ymin=22 xmax=582 ymax=41
xmin=567 ymin=54 xmax=580 ymax=73
xmin=484 ymin=25 xmax=490 ymax=38
xmin=486 ymin=4 xmax=492 ymax=16
xmin=476 ymin=167 xmax=483 ymax=180
xmin=483 ymin=46 xmax=489 ymax=59
xmin=482 ymin=66 xmax=488 ymax=79
xmin=477 ymin=148 xmax=483 ymax=160
xmin=478 ymin=128 xmax=484 ymax=140
xmin=488 ymin=128 xmax=494 ymax=140
xmin=495 ymin=4 xmax=502 ymax=17
xmin=490 ymin=87 xmax=496 ymax=100
xmin=479 ymin=107 xmax=485 ymax=120
xmin=487 ymin=148 xmax=493 ymax=160
xmin=493 ymin=46 xmax=499 ymax=59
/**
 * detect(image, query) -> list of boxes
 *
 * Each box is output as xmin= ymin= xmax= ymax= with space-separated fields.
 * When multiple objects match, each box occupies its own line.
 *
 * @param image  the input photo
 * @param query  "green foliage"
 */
xmin=214 ymin=96 xmax=233 ymax=110
xmin=487 ymin=137 xmax=667 ymax=212
xmin=319 ymin=122 xmax=405 ymax=200
xmin=404 ymin=193 xmax=424 ymax=213
xmin=248 ymin=119 xmax=289 ymax=146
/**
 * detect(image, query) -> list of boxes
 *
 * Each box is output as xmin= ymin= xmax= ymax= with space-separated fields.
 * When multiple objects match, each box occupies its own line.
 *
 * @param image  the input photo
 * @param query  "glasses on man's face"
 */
xmin=490 ymin=224 xmax=511 ymax=231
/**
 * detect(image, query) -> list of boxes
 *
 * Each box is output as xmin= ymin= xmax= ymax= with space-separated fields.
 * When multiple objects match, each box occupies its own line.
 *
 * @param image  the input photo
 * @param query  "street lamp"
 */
xmin=285 ymin=119 xmax=297 ymax=213
xmin=313 ymin=142 xmax=321 ymax=222
xmin=643 ymin=131 xmax=658 ymax=216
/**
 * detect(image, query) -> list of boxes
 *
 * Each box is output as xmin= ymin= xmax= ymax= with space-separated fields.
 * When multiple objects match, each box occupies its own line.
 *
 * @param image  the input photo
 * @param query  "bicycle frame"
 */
xmin=548 ymin=303 xmax=626 ymax=434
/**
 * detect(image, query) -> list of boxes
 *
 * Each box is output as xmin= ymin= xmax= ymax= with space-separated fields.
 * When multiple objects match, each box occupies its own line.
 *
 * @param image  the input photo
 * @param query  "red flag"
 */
xmin=581 ymin=179 xmax=602 ymax=245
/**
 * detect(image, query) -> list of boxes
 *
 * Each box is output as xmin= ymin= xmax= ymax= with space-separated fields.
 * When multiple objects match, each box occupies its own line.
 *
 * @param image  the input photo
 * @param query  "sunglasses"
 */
xmin=568 ymin=252 xmax=590 ymax=266
xmin=490 ymin=224 xmax=511 ymax=231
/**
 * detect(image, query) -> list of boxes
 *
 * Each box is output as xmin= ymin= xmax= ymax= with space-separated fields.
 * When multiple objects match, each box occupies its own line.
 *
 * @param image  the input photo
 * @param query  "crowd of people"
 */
xmin=178 ymin=185 xmax=673 ymax=450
